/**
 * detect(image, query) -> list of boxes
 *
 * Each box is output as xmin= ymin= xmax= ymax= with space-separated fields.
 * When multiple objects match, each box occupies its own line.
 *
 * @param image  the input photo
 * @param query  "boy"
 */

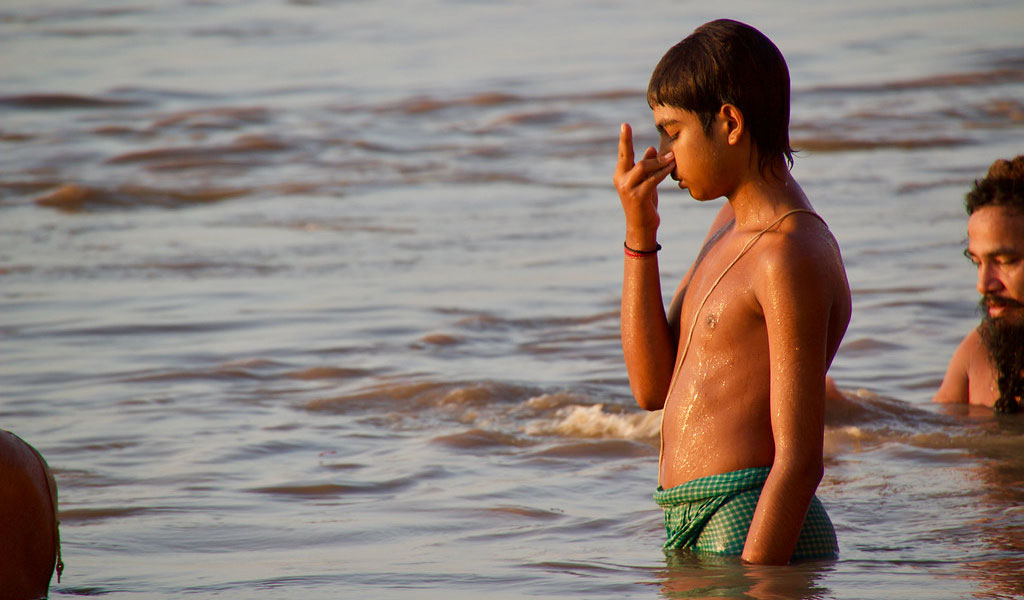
xmin=613 ymin=19 xmax=850 ymax=564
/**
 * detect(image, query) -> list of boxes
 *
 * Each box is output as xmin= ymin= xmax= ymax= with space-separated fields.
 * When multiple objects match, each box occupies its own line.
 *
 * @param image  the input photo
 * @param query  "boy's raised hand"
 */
xmin=613 ymin=123 xmax=675 ymax=247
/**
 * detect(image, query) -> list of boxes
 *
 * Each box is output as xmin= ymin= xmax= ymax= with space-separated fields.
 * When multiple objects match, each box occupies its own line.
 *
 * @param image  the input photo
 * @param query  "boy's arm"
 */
xmin=933 ymin=330 xmax=976 ymax=404
xmin=614 ymin=124 xmax=677 ymax=410
xmin=742 ymin=238 xmax=832 ymax=565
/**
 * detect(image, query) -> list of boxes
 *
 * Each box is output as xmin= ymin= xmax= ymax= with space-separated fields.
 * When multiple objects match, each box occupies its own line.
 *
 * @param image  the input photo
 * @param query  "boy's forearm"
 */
xmin=741 ymin=459 xmax=823 ymax=564
xmin=621 ymin=255 xmax=675 ymax=410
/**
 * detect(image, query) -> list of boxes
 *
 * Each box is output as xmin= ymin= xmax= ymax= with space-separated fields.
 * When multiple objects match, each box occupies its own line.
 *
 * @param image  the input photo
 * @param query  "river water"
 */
xmin=2 ymin=1 xmax=1023 ymax=598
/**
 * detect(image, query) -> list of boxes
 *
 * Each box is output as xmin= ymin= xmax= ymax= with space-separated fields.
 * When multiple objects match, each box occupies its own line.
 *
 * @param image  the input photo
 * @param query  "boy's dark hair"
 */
xmin=966 ymin=155 xmax=1024 ymax=216
xmin=646 ymin=19 xmax=794 ymax=175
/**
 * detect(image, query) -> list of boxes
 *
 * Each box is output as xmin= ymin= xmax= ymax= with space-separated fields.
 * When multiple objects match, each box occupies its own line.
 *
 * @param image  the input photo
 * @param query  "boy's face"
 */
xmin=652 ymin=105 xmax=729 ymax=201
xmin=966 ymin=204 xmax=1024 ymax=325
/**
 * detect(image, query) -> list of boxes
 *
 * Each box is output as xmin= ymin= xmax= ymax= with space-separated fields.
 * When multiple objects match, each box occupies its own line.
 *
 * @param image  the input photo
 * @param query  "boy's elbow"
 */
xmin=807 ymin=458 xmax=824 ymax=486
xmin=799 ymin=451 xmax=824 ymax=480
xmin=635 ymin=398 xmax=663 ymax=412
xmin=632 ymin=388 xmax=666 ymax=411
xmin=774 ymin=452 xmax=823 ymax=488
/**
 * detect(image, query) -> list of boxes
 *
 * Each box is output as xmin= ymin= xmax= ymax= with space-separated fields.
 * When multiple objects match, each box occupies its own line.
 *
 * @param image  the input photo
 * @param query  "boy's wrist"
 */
xmin=624 ymin=228 xmax=659 ymax=252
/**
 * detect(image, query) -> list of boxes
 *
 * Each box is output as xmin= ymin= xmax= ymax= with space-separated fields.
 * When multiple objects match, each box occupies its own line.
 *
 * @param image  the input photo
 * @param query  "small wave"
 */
xmin=120 ymin=367 xmax=268 ymax=384
xmin=444 ymin=309 xmax=618 ymax=334
xmin=106 ymin=134 xmax=288 ymax=165
xmin=306 ymin=380 xmax=538 ymax=415
xmin=526 ymin=403 xmax=660 ymax=441
xmin=20 ymin=260 xmax=283 ymax=280
xmin=820 ymin=387 xmax=1024 ymax=461
xmin=232 ymin=215 xmax=413 ymax=235
xmin=897 ymin=177 xmax=975 ymax=194
xmin=0 ymin=179 xmax=60 ymax=197
xmin=424 ymin=169 xmax=535 ymax=186
xmin=431 ymin=428 xmax=531 ymax=450
xmin=479 ymin=109 xmax=570 ymax=130
xmin=941 ymin=97 xmax=1024 ymax=127
xmin=823 ymin=424 xmax=992 ymax=458
xmin=248 ymin=477 xmax=412 ymax=497
xmin=352 ymin=87 xmax=637 ymax=119
xmin=283 ymin=366 xmax=373 ymax=380
xmin=804 ymin=68 xmax=1024 ymax=95
xmin=837 ymin=337 xmax=905 ymax=353
xmin=33 ymin=182 xmax=250 ymax=211
xmin=2 ymin=6 xmax=145 ymax=25
xmin=977 ymin=98 xmax=1024 ymax=123
xmin=151 ymin=106 xmax=272 ymax=130
xmin=49 ymin=468 xmax=123 ymax=489
xmin=825 ymin=387 xmax=949 ymax=429
xmin=792 ymin=135 xmax=970 ymax=152
xmin=59 ymin=506 xmax=150 ymax=522
xmin=371 ymin=92 xmax=521 ymax=115
xmin=480 ymin=505 xmax=565 ymax=520
xmin=60 ymin=320 xmax=252 ymax=339
xmin=220 ymin=358 xmax=287 ymax=369
xmin=523 ymin=560 xmax=634 ymax=575
xmin=530 ymin=439 xmax=654 ymax=459
xmin=0 ymin=130 xmax=32 ymax=142
xmin=415 ymin=333 xmax=464 ymax=347
xmin=852 ymin=286 xmax=932 ymax=296
xmin=63 ymin=439 xmax=140 ymax=453
xmin=0 ymin=93 xmax=148 ymax=109
xmin=33 ymin=183 xmax=114 ymax=211
xmin=552 ymin=88 xmax=639 ymax=103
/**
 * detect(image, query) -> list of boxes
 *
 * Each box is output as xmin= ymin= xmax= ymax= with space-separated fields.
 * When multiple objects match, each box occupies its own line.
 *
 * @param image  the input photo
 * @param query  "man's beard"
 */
xmin=978 ymin=297 xmax=1024 ymax=414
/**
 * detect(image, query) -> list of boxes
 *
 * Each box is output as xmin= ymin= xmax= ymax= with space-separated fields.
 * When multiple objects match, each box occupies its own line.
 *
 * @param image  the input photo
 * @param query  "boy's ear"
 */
xmin=718 ymin=104 xmax=744 ymax=145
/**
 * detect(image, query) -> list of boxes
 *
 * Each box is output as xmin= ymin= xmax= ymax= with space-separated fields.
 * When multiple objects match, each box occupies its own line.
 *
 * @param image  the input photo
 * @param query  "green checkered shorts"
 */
xmin=654 ymin=466 xmax=838 ymax=560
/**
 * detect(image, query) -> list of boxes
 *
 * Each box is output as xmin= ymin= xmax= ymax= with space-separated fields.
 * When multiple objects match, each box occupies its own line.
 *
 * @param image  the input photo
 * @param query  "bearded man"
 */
xmin=935 ymin=155 xmax=1024 ymax=413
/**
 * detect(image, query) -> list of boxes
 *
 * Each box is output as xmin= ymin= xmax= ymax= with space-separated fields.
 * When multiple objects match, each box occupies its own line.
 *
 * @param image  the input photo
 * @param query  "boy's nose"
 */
xmin=657 ymin=135 xmax=674 ymax=155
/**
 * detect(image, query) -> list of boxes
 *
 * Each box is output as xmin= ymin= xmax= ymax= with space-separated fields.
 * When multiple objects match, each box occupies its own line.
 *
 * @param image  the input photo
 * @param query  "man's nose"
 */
xmin=977 ymin=262 xmax=1004 ymax=295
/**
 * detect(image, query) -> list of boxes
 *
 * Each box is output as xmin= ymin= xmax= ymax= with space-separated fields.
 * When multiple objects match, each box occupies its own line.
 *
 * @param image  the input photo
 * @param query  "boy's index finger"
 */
xmin=617 ymin=123 xmax=635 ymax=171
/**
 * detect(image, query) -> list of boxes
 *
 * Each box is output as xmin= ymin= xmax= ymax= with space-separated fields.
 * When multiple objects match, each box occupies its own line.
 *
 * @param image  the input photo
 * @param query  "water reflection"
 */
xmin=658 ymin=550 xmax=834 ymax=600
xmin=953 ymin=413 xmax=1024 ymax=598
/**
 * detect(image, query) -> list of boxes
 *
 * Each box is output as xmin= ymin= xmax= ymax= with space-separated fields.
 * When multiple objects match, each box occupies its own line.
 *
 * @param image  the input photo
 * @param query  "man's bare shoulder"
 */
xmin=959 ymin=327 xmax=985 ymax=353
xmin=952 ymin=328 xmax=987 ymax=376
xmin=934 ymin=327 xmax=987 ymax=405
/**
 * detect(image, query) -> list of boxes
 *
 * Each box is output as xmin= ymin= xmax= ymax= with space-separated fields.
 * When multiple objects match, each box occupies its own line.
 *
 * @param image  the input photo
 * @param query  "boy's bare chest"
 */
xmin=678 ymin=239 xmax=765 ymax=339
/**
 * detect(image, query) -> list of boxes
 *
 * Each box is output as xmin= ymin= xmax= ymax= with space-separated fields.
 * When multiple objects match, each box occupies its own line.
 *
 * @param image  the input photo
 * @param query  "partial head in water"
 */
xmin=646 ymin=19 xmax=793 ymax=178
xmin=965 ymin=155 xmax=1024 ymax=413
xmin=0 ymin=430 xmax=63 ymax=597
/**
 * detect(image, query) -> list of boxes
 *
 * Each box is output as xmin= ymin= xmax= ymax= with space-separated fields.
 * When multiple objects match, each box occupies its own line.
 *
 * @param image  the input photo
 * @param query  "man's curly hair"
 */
xmin=966 ymin=155 xmax=1024 ymax=215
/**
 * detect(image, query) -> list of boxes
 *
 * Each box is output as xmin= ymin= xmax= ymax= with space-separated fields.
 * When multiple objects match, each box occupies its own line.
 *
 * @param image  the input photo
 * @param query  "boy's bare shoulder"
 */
xmin=756 ymin=215 xmax=844 ymax=280
xmin=745 ymin=215 xmax=849 ymax=325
